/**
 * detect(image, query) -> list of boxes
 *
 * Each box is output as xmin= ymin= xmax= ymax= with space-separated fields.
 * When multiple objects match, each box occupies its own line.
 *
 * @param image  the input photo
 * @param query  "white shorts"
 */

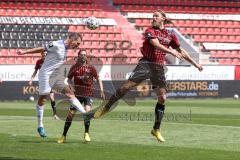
xmin=38 ymin=71 xmax=52 ymax=95
xmin=38 ymin=64 xmax=66 ymax=95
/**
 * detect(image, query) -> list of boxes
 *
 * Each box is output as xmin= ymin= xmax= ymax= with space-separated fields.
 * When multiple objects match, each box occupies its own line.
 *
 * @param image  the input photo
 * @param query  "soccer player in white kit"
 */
xmin=17 ymin=33 xmax=86 ymax=138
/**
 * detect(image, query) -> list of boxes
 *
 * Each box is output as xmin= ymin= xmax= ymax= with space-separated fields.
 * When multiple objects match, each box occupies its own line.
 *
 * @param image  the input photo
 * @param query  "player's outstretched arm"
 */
xmin=17 ymin=47 xmax=45 ymax=55
xmin=150 ymin=38 xmax=183 ymax=59
xmin=97 ymin=77 xmax=105 ymax=100
xmin=29 ymin=69 xmax=38 ymax=86
xmin=176 ymin=47 xmax=203 ymax=71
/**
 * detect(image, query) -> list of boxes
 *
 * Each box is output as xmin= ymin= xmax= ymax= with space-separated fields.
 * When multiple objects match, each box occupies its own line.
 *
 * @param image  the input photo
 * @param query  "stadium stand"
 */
xmin=0 ymin=0 xmax=239 ymax=65
xmin=113 ymin=0 xmax=240 ymax=64
xmin=0 ymin=0 xmax=141 ymax=64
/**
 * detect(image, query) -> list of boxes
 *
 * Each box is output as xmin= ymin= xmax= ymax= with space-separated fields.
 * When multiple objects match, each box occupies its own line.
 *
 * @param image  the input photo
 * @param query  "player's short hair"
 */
xmin=78 ymin=49 xmax=87 ymax=55
xmin=68 ymin=32 xmax=82 ymax=41
xmin=76 ymin=49 xmax=88 ymax=63
xmin=155 ymin=10 xmax=173 ymax=25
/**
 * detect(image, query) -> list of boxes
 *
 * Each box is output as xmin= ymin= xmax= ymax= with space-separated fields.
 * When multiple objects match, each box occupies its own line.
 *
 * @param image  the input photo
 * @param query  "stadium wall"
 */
xmin=0 ymin=65 xmax=240 ymax=100
xmin=0 ymin=65 xmax=236 ymax=81
xmin=0 ymin=80 xmax=240 ymax=100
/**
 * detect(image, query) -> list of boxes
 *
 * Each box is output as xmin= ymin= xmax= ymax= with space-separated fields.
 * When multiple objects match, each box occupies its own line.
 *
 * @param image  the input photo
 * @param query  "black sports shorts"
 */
xmin=70 ymin=96 xmax=93 ymax=110
xmin=128 ymin=57 xmax=167 ymax=89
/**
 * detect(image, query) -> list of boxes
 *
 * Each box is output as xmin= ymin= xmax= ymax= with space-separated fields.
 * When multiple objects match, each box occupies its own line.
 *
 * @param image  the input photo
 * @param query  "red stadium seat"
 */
xmin=199 ymin=27 xmax=207 ymax=34
xmin=231 ymin=28 xmax=238 ymax=35
xmin=69 ymin=26 xmax=77 ymax=32
xmin=0 ymin=57 xmax=8 ymax=64
xmin=6 ymin=9 xmax=14 ymax=16
xmin=99 ymin=50 xmax=106 ymax=56
xmin=218 ymin=59 xmax=226 ymax=64
xmin=7 ymin=57 xmax=16 ymax=64
xmin=0 ymin=9 xmax=6 ymax=16
xmin=224 ymin=59 xmax=232 ymax=65
xmin=54 ymin=10 xmax=63 ymax=17
xmin=229 ymin=35 xmax=236 ymax=42
xmin=67 ymin=50 xmax=75 ymax=57
xmin=192 ymin=28 xmax=200 ymax=34
xmin=0 ymin=49 xmax=9 ymax=56
xmin=76 ymin=26 xmax=85 ymax=32
xmin=232 ymin=59 xmax=240 ymax=65
xmin=212 ymin=21 xmax=220 ymax=27
xmin=91 ymin=41 xmax=99 ymax=49
xmin=38 ymin=10 xmax=47 ymax=16
xmin=25 ymin=57 xmax=34 ymax=64
xmin=29 ymin=10 xmax=38 ymax=16
xmin=97 ymin=34 xmax=106 ymax=40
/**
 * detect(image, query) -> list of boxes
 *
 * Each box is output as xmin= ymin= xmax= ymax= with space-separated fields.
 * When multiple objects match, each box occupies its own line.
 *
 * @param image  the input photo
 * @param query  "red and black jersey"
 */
xmin=141 ymin=27 xmax=180 ymax=65
xmin=34 ymin=59 xmax=44 ymax=70
xmin=68 ymin=63 xmax=98 ymax=97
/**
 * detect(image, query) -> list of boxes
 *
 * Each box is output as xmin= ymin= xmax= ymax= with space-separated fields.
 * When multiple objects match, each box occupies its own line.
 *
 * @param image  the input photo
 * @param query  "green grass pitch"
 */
xmin=0 ymin=99 xmax=240 ymax=160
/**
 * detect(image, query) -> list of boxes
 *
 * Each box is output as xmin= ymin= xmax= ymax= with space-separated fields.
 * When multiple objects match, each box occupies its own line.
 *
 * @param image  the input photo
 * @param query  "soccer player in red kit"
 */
xmin=58 ymin=50 xmax=105 ymax=143
xmin=94 ymin=10 xmax=203 ymax=142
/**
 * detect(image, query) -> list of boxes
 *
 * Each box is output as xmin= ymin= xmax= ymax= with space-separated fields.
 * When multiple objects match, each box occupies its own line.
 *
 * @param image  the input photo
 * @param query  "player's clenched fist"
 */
xmin=17 ymin=50 xmax=25 ymax=55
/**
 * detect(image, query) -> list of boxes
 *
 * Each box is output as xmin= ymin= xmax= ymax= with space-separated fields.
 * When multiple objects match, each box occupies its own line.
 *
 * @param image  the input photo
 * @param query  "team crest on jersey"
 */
xmin=146 ymin=32 xmax=153 ymax=39
xmin=48 ymin=41 xmax=53 ymax=48
xmin=157 ymin=36 xmax=171 ymax=44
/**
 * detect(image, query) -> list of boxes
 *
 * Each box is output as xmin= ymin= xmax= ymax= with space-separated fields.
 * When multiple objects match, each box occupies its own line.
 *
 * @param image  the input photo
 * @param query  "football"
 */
xmin=29 ymin=96 xmax=35 ymax=102
xmin=233 ymin=94 xmax=239 ymax=99
xmin=86 ymin=17 xmax=99 ymax=30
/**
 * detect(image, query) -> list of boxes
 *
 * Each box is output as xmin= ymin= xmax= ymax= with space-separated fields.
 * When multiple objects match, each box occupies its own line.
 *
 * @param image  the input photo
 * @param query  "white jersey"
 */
xmin=38 ymin=40 xmax=67 ymax=95
xmin=41 ymin=40 xmax=67 ymax=73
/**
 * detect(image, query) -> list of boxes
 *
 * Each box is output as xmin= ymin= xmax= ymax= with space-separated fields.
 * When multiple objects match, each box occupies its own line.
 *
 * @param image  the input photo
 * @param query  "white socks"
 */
xmin=69 ymin=97 xmax=86 ymax=113
xmin=36 ymin=105 xmax=44 ymax=128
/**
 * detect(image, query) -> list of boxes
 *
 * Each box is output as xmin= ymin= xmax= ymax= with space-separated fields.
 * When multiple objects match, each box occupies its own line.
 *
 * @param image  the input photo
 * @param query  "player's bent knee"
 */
xmin=69 ymin=109 xmax=76 ymax=115
xmin=116 ymin=86 xmax=130 ymax=98
xmin=121 ymin=83 xmax=133 ymax=93
xmin=37 ymin=96 xmax=47 ymax=106
xmin=121 ymin=86 xmax=131 ymax=93
xmin=85 ymin=105 xmax=91 ymax=112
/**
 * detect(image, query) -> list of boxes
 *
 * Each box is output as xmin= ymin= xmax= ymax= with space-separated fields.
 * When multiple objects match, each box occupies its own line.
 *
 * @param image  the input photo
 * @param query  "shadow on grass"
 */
xmin=18 ymin=139 xmax=81 ymax=145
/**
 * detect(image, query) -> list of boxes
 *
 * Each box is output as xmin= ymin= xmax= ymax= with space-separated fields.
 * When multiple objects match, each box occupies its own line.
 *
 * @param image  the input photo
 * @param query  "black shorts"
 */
xmin=128 ymin=57 xmax=167 ymax=89
xmin=70 ymin=96 xmax=93 ymax=110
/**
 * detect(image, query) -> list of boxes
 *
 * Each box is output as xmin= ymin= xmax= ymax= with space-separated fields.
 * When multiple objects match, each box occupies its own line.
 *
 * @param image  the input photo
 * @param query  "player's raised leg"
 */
xmin=62 ymin=86 xmax=86 ymax=114
xmin=94 ymin=80 xmax=138 ymax=118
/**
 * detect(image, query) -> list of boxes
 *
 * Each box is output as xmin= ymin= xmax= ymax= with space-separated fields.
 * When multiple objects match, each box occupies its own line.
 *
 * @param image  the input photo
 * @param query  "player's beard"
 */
xmin=77 ymin=55 xmax=87 ymax=64
xmin=152 ymin=21 xmax=161 ymax=28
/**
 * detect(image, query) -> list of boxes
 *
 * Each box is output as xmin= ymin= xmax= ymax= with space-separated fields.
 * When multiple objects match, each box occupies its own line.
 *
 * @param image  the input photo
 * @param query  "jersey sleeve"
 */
xmin=34 ymin=59 xmax=42 ymax=70
xmin=169 ymin=33 xmax=180 ymax=49
xmin=145 ymin=28 xmax=157 ymax=40
xmin=44 ymin=41 xmax=54 ymax=52
xmin=34 ymin=61 xmax=40 ymax=70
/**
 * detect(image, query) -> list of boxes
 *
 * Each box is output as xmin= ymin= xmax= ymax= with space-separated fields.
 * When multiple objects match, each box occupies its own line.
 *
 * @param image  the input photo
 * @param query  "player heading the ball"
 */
xmin=17 ymin=32 xmax=86 ymax=138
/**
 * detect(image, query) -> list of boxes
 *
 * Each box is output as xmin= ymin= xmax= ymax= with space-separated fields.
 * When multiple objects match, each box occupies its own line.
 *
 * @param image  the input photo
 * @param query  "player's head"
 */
xmin=152 ymin=10 xmax=172 ymax=28
xmin=76 ymin=49 xmax=87 ymax=64
xmin=66 ymin=32 xmax=82 ymax=49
